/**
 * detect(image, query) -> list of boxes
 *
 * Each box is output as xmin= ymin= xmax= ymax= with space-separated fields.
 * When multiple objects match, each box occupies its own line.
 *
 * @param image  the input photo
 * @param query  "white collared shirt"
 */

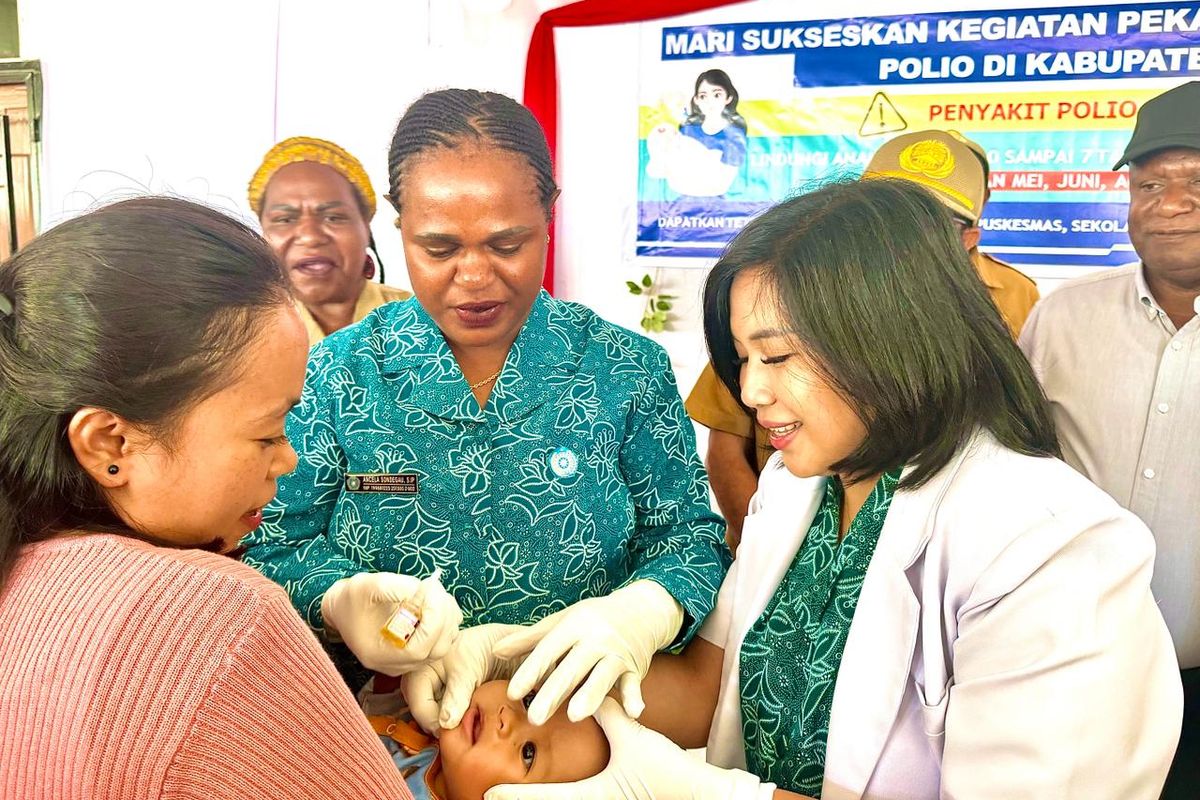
xmin=1020 ymin=263 xmax=1200 ymax=668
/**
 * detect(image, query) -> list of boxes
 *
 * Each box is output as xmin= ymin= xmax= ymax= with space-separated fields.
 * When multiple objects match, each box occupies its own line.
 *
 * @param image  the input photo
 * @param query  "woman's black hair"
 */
xmin=684 ymin=69 xmax=748 ymax=133
xmin=703 ymin=177 xmax=1058 ymax=489
xmin=385 ymin=88 xmax=558 ymax=221
xmin=0 ymin=197 xmax=291 ymax=588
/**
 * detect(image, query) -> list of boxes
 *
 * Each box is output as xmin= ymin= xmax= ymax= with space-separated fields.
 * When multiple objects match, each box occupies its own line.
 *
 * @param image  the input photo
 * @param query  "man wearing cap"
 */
xmin=950 ymin=130 xmax=1042 ymax=333
xmin=864 ymin=129 xmax=1041 ymax=333
xmin=1019 ymin=80 xmax=1199 ymax=797
xmin=685 ymin=129 xmax=1039 ymax=554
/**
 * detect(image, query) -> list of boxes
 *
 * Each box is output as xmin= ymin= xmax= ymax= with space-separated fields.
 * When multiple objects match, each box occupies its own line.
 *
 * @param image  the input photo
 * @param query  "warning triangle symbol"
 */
xmin=859 ymin=92 xmax=908 ymax=137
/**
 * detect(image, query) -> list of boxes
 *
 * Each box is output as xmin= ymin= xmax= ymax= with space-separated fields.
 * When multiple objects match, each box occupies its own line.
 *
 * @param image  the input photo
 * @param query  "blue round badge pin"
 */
xmin=549 ymin=447 xmax=578 ymax=479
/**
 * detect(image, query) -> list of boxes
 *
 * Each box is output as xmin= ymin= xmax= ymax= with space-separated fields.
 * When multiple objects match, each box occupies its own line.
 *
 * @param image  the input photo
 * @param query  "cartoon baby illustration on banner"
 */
xmin=647 ymin=69 xmax=748 ymax=197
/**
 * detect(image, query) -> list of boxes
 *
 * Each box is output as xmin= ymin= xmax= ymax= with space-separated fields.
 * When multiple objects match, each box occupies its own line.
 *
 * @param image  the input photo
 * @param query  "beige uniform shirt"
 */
xmin=297 ymin=281 xmax=411 ymax=347
xmin=1020 ymin=263 xmax=1200 ymax=668
xmin=684 ymin=364 xmax=774 ymax=471
xmin=973 ymin=249 xmax=1040 ymax=337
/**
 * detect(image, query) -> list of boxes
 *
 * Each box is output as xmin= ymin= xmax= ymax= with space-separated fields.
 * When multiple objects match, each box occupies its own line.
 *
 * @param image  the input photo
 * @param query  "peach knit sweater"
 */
xmin=0 ymin=534 xmax=412 ymax=800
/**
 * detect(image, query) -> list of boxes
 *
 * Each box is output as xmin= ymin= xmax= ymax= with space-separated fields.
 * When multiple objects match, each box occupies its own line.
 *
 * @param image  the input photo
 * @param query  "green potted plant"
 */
xmin=625 ymin=272 xmax=675 ymax=333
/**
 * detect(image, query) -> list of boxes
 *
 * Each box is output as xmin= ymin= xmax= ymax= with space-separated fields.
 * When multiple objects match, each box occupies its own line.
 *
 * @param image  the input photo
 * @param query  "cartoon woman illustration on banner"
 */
xmin=647 ymin=69 xmax=748 ymax=197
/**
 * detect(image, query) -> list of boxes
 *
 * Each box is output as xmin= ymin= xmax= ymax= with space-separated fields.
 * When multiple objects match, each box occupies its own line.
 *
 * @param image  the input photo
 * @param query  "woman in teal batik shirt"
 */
xmin=243 ymin=89 xmax=729 ymax=723
xmin=491 ymin=179 xmax=1181 ymax=800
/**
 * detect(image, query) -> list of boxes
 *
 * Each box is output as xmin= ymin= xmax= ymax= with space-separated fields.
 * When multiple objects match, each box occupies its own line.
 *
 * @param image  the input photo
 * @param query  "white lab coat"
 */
xmin=700 ymin=433 xmax=1181 ymax=799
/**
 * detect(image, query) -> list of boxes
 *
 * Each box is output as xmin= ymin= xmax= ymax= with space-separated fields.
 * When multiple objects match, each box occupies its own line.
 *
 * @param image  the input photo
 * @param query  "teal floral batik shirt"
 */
xmin=244 ymin=291 xmax=729 ymax=656
xmin=738 ymin=469 xmax=902 ymax=797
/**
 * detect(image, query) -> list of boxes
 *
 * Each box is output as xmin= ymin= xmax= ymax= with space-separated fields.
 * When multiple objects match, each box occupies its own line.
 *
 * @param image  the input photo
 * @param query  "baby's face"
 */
xmin=438 ymin=680 xmax=609 ymax=800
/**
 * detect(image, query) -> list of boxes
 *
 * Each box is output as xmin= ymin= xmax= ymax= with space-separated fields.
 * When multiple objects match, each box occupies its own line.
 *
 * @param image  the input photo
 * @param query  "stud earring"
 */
xmin=107 ymin=465 xmax=119 ymax=475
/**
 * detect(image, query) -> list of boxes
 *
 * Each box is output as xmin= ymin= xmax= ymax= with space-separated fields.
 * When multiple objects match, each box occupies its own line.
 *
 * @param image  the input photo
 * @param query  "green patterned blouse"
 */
xmin=738 ymin=469 xmax=902 ymax=796
xmin=243 ymin=291 xmax=729 ymax=667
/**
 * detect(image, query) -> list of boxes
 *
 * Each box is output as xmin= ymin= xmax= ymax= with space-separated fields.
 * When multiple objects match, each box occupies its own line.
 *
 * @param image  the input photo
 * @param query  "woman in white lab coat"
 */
xmin=487 ymin=178 xmax=1182 ymax=800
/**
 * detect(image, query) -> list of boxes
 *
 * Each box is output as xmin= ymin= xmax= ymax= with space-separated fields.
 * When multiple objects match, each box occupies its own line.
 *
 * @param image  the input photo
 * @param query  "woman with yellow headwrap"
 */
xmin=249 ymin=136 xmax=411 ymax=345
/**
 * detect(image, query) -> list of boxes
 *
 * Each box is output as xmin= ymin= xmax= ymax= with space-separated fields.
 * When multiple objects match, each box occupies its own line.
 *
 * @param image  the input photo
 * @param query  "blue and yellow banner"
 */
xmin=637 ymin=1 xmax=1200 ymax=269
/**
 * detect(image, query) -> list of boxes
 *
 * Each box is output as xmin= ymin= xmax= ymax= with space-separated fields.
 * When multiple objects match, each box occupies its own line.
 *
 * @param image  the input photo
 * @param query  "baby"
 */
xmin=373 ymin=679 xmax=609 ymax=800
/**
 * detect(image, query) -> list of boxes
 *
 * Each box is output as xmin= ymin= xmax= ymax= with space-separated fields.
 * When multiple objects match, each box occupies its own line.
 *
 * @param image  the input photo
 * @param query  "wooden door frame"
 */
xmin=0 ymin=59 xmax=41 ymax=234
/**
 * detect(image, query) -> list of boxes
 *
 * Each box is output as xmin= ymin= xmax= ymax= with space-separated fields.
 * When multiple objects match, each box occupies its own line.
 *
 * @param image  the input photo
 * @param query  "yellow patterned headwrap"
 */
xmin=248 ymin=136 xmax=377 ymax=220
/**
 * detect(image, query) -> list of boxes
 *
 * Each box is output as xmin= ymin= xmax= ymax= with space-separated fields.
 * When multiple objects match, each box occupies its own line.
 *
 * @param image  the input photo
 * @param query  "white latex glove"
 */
xmin=400 ymin=657 xmax=446 ymax=735
xmin=320 ymin=571 xmax=462 ymax=676
xmin=485 ymin=697 xmax=778 ymax=800
xmin=401 ymin=622 xmax=527 ymax=735
xmin=493 ymin=580 xmax=684 ymax=725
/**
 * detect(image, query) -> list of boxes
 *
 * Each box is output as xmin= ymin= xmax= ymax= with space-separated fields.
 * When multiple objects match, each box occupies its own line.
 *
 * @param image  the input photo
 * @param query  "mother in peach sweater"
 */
xmin=0 ymin=198 xmax=453 ymax=799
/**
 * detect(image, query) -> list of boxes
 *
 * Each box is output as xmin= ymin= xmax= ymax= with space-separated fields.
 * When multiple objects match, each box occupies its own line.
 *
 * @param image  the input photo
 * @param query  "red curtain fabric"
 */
xmin=523 ymin=0 xmax=747 ymax=294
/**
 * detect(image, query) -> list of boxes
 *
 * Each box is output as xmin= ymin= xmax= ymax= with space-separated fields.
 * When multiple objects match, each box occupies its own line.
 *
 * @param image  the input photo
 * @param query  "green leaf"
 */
xmin=652 ymin=318 xmax=665 ymax=332
xmin=656 ymin=300 xmax=671 ymax=311
xmin=641 ymin=274 xmax=653 ymax=288
xmin=640 ymin=317 xmax=652 ymax=331
xmin=659 ymin=294 xmax=676 ymax=300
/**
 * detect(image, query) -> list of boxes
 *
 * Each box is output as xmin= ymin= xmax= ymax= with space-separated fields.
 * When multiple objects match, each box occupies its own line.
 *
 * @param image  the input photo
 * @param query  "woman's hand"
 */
xmin=485 ymin=698 xmax=777 ymax=800
xmin=320 ymin=571 xmax=461 ymax=676
xmin=402 ymin=622 xmax=528 ymax=734
xmin=492 ymin=580 xmax=684 ymax=725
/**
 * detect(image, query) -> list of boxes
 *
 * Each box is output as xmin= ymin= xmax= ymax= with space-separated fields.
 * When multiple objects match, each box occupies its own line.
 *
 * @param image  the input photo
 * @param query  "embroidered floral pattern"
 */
xmin=738 ymin=469 xmax=901 ymax=796
xmin=244 ymin=292 xmax=729 ymax=654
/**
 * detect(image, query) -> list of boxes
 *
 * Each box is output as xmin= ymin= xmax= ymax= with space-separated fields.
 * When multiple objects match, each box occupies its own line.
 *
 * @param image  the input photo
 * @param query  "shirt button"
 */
xmin=1143 ymin=468 xmax=1156 ymax=480
xmin=1157 ymin=403 xmax=1170 ymax=414
xmin=1171 ymin=341 xmax=1183 ymax=351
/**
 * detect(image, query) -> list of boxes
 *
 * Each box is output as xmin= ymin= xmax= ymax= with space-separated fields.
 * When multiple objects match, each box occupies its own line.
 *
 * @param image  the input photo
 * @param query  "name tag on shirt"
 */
xmin=345 ymin=473 xmax=420 ymax=494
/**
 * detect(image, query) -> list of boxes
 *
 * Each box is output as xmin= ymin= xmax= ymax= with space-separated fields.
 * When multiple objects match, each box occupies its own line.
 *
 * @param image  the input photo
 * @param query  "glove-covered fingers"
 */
xmin=524 ymin=644 xmax=607 ymax=726
xmin=503 ymin=618 xmax=582 ymax=706
xmin=438 ymin=660 xmax=481 ymax=730
xmin=616 ymin=671 xmax=645 ymax=720
xmin=434 ymin=622 xmax=527 ymax=730
xmin=401 ymin=587 xmax=462 ymax=662
xmin=492 ymin=611 xmax=562 ymax=660
xmin=481 ymin=700 xmax=641 ymax=800
xmin=401 ymin=664 xmax=445 ymax=735
xmin=426 ymin=579 xmax=464 ymax=658
xmin=369 ymin=571 xmax=426 ymax=603
xmin=589 ymin=699 xmax=777 ymax=800
xmin=426 ymin=612 xmax=459 ymax=661
xmin=565 ymin=655 xmax=633 ymax=723
xmin=321 ymin=571 xmax=450 ymax=675
xmin=502 ymin=582 xmax=682 ymax=723
xmin=591 ymin=695 xmax=641 ymax=738
xmin=485 ymin=781 xmax=582 ymax=800
xmin=488 ymin=699 xmax=778 ymax=800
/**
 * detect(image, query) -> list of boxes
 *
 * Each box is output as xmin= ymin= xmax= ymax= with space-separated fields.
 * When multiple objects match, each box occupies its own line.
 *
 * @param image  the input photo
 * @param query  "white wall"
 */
xmin=19 ymin=0 xmax=566 ymax=290
xmin=20 ymin=0 xmax=278 ymax=227
xmin=271 ymin=0 xmax=430 ymax=281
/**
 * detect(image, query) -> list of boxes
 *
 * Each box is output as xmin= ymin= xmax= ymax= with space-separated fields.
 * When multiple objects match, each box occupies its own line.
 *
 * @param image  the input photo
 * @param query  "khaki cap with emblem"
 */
xmin=863 ymin=129 xmax=986 ymax=223
xmin=947 ymin=130 xmax=990 ymax=179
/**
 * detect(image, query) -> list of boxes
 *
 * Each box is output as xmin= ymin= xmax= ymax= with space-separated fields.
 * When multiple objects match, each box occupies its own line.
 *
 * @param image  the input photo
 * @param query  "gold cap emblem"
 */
xmin=898 ymin=139 xmax=956 ymax=180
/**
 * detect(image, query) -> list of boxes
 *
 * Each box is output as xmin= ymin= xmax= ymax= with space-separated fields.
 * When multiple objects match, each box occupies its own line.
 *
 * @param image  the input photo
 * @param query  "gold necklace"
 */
xmin=468 ymin=366 xmax=504 ymax=391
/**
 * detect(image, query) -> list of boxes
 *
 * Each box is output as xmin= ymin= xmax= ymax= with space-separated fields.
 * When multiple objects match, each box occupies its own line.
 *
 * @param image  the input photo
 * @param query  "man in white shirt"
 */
xmin=1020 ymin=80 xmax=1200 ymax=797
